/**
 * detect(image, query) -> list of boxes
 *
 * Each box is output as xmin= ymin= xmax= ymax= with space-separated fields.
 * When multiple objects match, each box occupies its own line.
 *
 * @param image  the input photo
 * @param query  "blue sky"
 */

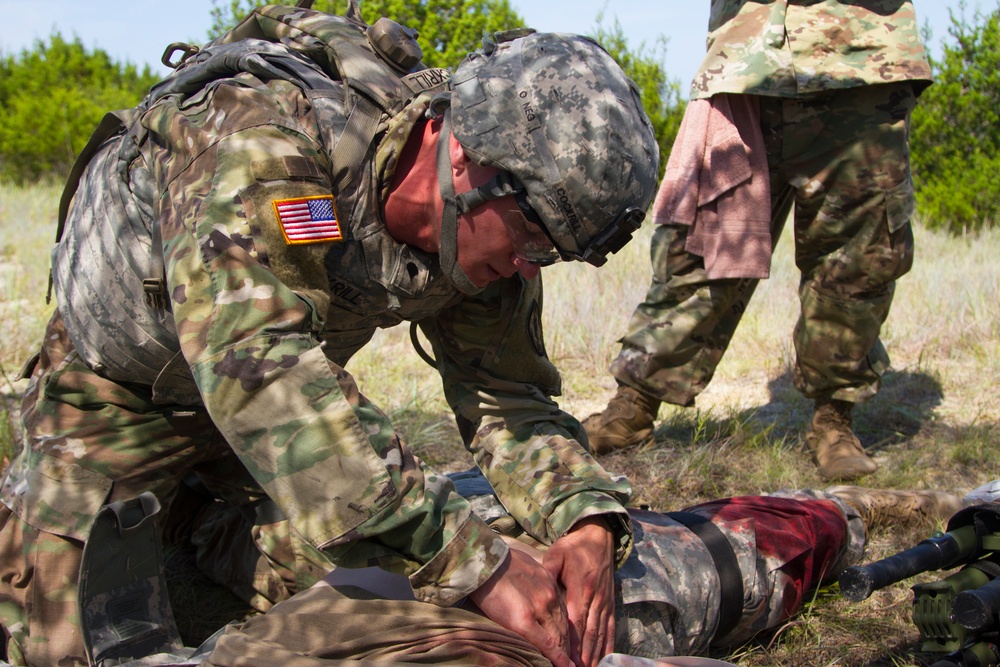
xmin=0 ymin=1 xmax=984 ymax=97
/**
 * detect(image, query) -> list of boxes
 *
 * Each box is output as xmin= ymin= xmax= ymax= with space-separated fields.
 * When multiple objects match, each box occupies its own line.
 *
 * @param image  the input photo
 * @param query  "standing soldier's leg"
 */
xmin=612 ymin=225 xmax=762 ymax=405
xmin=584 ymin=225 xmax=760 ymax=452
xmin=585 ymin=178 xmax=796 ymax=454
xmin=783 ymin=83 xmax=917 ymax=480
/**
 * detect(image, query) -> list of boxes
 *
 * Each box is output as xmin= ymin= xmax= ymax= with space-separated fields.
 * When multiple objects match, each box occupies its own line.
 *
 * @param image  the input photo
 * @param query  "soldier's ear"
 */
xmin=448 ymin=133 xmax=472 ymax=179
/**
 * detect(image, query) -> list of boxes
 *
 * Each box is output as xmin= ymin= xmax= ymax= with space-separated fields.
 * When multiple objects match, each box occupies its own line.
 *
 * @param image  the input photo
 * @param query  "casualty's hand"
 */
xmin=543 ymin=516 xmax=616 ymax=667
xmin=470 ymin=546 xmax=574 ymax=667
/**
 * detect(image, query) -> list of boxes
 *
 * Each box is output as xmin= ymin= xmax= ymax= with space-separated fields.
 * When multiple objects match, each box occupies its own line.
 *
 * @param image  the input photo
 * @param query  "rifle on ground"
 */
xmin=840 ymin=498 xmax=1000 ymax=667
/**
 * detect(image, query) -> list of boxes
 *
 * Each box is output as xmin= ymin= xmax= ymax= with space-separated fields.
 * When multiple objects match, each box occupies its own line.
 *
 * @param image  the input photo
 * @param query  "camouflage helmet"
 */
xmin=447 ymin=31 xmax=660 ymax=266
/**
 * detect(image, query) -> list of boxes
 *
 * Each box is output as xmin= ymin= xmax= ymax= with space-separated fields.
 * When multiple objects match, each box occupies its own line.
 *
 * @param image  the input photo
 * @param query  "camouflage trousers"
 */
xmin=0 ymin=311 xmax=333 ymax=666
xmin=194 ymin=489 xmax=861 ymax=665
xmin=611 ymin=82 xmax=918 ymax=406
xmin=606 ymin=490 xmax=861 ymax=658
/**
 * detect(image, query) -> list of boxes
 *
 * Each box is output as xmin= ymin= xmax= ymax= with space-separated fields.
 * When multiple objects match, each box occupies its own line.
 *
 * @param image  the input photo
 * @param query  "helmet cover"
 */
xmin=449 ymin=32 xmax=660 ymax=265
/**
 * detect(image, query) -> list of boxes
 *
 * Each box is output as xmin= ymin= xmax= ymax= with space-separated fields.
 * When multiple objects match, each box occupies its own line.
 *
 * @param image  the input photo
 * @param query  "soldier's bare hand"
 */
xmin=470 ymin=547 xmax=574 ymax=667
xmin=543 ymin=516 xmax=616 ymax=667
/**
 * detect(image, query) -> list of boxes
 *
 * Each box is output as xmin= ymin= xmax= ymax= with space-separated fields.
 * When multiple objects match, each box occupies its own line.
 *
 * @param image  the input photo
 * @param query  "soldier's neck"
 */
xmin=383 ymin=118 xmax=444 ymax=253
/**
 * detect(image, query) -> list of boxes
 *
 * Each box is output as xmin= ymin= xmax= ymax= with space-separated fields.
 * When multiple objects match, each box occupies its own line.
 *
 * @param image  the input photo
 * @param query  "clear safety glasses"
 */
xmin=502 ymin=190 xmax=563 ymax=266
xmin=502 ymin=210 xmax=562 ymax=267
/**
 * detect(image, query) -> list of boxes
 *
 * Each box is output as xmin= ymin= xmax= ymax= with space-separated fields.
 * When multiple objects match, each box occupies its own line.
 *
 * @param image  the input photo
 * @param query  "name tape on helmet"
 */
xmin=516 ymin=87 xmax=542 ymax=132
xmin=552 ymin=181 xmax=583 ymax=238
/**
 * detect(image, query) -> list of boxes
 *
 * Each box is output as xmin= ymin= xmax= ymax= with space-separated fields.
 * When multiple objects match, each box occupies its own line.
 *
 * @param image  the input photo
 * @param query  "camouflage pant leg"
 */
xmin=609 ymin=220 xmax=780 ymax=406
xmin=0 ymin=312 xmax=327 ymax=664
xmin=0 ymin=312 xmax=221 ymax=665
xmin=612 ymin=84 xmax=916 ymax=406
xmin=692 ymin=492 xmax=864 ymax=652
xmin=615 ymin=494 xmax=857 ymax=658
xmin=771 ymin=82 xmax=918 ymax=401
xmin=201 ymin=584 xmax=551 ymax=667
xmin=0 ymin=505 xmax=84 ymax=665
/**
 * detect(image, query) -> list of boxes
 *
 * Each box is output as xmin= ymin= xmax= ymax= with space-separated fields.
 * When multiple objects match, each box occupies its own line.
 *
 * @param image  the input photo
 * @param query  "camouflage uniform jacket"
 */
xmin=691 ymin=0 xmax=933 ymax=99
xmin=38 ymin=7 xmax=633 ymax=607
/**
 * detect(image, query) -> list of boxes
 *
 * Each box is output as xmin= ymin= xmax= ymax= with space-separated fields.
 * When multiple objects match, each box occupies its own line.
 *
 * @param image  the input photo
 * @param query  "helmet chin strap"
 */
xmin=435 ymin=110 xmax=486 ymax=295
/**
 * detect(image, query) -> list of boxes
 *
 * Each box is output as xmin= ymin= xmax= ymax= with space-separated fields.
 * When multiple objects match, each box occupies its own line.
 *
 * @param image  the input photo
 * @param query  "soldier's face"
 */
xmin=451 ymin=149 xmax=542 ymax=286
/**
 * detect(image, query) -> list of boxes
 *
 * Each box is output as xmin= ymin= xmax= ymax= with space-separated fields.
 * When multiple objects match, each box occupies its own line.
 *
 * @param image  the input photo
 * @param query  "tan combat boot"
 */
xmin=807 ymin=399 xmax=878 ymax=481
xmin=582 ymin=385 xmax=660 ymax=454
xmin=826 ymin=485 xmax=967 ymax=532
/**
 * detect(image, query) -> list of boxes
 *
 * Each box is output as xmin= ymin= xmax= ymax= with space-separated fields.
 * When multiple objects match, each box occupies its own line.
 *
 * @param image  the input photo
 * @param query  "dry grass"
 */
xmin=2 ymin=182 xmax=999 ymax=665
xmin=0 ymin=183 xmax=58 ymax=464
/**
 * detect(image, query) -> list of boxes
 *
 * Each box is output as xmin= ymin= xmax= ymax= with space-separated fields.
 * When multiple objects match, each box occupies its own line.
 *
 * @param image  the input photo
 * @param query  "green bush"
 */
xmin=0 ymin=34 xmax=157 ymax=184
xmin=0 ymin=4 xmax=683 ymax=189
xmin=911 ymin=4 xmax=1000 ymax=234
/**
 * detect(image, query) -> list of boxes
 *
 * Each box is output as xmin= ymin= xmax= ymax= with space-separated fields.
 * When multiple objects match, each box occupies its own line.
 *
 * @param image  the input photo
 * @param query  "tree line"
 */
xmin=1 ymin=1 xmax=997 ymax=234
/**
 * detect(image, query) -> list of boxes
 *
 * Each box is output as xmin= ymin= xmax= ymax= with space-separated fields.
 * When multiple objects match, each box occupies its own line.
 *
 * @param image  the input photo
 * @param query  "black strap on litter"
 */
xmin=667 ymin=510 xmax=744 ymax=642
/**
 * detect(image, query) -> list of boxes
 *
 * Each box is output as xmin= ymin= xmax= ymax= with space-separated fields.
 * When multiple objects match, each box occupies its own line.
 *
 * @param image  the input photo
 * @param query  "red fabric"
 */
xmin=681 ymin=495 xmax=847 ymax=616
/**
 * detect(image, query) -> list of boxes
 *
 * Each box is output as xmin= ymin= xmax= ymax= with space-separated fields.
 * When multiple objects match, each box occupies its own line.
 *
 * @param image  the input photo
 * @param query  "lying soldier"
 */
xmin=112 ymin=476 xmax=961 ymax=667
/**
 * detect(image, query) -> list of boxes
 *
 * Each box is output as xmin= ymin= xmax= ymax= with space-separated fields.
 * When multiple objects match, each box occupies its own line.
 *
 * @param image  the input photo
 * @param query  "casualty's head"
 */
xmin=437 ymin=29 xmax=659 ymax=283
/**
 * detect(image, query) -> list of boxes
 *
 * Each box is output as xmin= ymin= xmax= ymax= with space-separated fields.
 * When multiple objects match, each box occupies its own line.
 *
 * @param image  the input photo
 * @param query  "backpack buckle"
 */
xmin=143 ymin=279 xmax=168 ymax=309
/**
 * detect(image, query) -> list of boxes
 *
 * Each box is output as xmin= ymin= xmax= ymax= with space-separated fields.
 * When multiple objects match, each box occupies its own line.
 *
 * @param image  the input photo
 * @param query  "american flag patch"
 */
xmin=272 ymin=195 xmax=342 ymax=245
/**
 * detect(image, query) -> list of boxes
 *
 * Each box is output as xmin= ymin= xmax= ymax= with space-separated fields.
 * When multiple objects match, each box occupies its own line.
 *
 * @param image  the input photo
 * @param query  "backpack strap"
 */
xmin=332 ymin=94 xmax=382 ymax=194
xmin=233 ymin=5 xmax=450 ymax=193
xmin=48 ymin=109 xmax=134 ymax=304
